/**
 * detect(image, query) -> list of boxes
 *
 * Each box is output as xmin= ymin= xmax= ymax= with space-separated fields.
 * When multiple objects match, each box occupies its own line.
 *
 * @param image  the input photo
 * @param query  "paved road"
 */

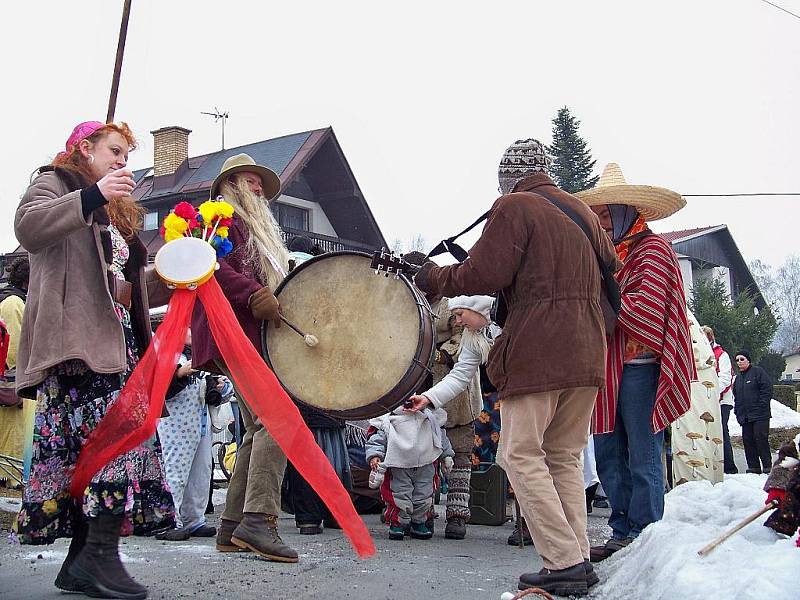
xmin=0 ymin=497 xmax=613 ymax=600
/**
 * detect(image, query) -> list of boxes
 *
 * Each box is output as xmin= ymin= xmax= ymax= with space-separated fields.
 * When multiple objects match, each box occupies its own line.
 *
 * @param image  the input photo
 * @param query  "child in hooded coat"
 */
xmin=365 ymin=406 xmax=453 ymax=539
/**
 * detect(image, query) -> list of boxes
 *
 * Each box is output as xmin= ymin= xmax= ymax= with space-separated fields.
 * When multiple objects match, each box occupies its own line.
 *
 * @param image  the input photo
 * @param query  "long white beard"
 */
xmin=459 ymin=326 xmax=492 ymax=364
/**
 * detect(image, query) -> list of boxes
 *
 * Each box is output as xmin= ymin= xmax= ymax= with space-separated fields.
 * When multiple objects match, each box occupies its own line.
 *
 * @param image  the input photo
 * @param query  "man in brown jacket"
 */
xmin=414 ymin=139 xmax=619 ymax=597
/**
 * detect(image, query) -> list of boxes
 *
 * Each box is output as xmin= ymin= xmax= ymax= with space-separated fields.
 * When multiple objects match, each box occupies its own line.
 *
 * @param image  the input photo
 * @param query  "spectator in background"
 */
xmin=156 ymin=330 xmax=216 ymax=541
xmin=0 ymin=257 xmax=31 ymax=477
xmin=703 ymin=326 xmax=737 ymax=474
xmin=732 ymin=350 xmax=773 ymax=474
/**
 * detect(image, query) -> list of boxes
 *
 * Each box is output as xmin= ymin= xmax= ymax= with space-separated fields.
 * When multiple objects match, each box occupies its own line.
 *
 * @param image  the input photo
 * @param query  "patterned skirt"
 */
xmin=16 ymin=306 xmax=175 ymax=545
xmin=472 ymin=390 xmax=502 ymax=466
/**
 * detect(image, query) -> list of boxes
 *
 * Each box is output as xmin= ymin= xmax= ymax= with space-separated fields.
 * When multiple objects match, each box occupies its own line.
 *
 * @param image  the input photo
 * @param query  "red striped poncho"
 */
xmin=593 ymin=233 xmax=695 ymax=434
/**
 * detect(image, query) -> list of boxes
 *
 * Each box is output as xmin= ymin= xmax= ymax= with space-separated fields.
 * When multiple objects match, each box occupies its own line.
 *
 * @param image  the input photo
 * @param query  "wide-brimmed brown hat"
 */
xmin=575 ymin=162 xmax=685 ymax=221
xmin=210 ymin=153 xmax=281 ymax=201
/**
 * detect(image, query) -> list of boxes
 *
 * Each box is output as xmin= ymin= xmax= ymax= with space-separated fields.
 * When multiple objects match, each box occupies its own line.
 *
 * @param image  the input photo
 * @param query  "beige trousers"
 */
xmin=500 ymin=386 xmax=597 ymax=570
xmin=218 ymin=362 xmax=287 ymax=521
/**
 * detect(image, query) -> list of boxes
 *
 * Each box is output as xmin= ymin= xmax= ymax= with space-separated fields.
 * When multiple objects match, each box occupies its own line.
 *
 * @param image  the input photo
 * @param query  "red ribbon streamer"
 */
xmin=71 ymin=276 xmax=375 ymax=559
xmin=198 ymin=277 xmax=375 ymax=558
xmin=70 ymin=289 xmax=196 ymax=497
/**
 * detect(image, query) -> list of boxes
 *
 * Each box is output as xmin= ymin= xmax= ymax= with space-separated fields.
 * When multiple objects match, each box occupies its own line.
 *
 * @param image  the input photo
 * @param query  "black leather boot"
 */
xmin=69 ymin=514 xmax=148 ymax=599
xmin=54 ymin=506 xmax=87 ymax=593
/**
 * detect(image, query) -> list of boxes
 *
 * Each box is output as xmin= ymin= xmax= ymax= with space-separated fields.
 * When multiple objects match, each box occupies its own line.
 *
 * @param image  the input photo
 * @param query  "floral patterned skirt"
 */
xmin=16 ymin=306 xmax=175 ymax=545
xmin=472 ymin=391 xmax=501 ymax=466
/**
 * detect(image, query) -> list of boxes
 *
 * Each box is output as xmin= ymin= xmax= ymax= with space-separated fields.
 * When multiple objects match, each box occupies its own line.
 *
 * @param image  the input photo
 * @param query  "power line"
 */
xmin=682 ymin=193 xmax=800 ymax=197
xmin=760 ymin=0 xmax=800 ymax=21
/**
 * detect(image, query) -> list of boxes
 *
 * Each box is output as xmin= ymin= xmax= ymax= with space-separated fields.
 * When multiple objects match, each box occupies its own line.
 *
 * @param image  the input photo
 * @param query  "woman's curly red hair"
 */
xmin=52 ymin=122 xmax=143 ymax=239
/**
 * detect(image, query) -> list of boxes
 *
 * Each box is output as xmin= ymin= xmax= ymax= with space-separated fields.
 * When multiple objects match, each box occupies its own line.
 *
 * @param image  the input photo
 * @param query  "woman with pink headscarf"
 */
xmin=14 ymin=121 xmax=174 ymax=599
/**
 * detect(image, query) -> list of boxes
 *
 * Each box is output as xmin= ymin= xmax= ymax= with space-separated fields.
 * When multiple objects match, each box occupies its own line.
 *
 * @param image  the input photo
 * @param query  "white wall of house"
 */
xmin=275 ymin=194 xmax=337 ymax=237
xmin=679 ymin=256 xmax=693 ymax=301
xmin=782 ymin=353 xmax=800 ymax=382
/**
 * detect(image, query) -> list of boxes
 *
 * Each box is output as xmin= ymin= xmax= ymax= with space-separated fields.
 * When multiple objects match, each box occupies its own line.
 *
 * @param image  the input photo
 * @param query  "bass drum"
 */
xmin=262 ymin=251 xmax=434 ymax=419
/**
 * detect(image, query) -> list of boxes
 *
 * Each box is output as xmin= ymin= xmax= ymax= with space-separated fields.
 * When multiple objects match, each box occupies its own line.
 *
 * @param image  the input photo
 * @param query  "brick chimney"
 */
xmin=151 ymin=126 xmax=191 ymax=176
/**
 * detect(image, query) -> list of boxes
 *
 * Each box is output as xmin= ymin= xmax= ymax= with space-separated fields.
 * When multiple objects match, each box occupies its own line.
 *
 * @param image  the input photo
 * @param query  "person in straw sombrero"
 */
xmin=576 ymin=163 xmax=695 ymax=562
xmin=190 ymin=153 xmax=299 ymax=563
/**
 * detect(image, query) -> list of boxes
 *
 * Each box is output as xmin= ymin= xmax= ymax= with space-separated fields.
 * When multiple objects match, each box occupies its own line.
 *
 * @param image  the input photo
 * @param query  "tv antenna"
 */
xmin=201 ymin=108 xmax=229 ymax=149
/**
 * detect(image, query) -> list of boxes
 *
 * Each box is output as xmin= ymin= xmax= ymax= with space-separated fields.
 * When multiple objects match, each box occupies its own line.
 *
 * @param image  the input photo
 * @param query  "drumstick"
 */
xmin=279 ymin=315 xmax=319 ymax=347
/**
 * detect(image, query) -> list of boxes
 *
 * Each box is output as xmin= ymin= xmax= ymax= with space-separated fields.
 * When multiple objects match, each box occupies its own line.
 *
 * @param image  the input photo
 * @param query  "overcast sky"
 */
xmin=2 ymin=0 xmax=798 ymax=270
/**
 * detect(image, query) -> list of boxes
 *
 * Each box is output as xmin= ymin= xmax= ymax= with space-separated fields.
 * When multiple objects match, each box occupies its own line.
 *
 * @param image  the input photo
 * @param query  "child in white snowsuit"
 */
xmin=365 ymin=407 xmax=453 ymax=540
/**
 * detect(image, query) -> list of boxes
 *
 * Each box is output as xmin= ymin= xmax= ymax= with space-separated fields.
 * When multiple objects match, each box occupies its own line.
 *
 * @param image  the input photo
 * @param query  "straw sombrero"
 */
xmin=210 ymin=153 xmax=281 ymax=201
xmin=575 ymin=163 xmax=685 ymax=221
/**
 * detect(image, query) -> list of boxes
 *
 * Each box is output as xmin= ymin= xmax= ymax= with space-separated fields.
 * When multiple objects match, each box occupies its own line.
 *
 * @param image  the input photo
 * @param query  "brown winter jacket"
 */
xmin=13 ymin=168 xmax=170 ymax=398
xmin=415 ymin=173 xmax=620 ymax=399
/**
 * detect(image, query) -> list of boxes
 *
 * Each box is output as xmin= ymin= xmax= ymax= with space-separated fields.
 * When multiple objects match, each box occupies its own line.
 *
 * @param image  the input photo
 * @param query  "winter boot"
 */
xmin=216 ymin=518 xmax=249 ymax=552
xmin=231 ymin=513 xmax=299 ymax=563
xmin=585 ymin=560 xmax=600 ymax=588
xmin=507 ymin=502 xmax=534 ymax=547
xmin=68 ymin=514 xmax=148 ymax=600
xmin=518 ymin=563 xmax=589 ymax=597
xmin=388 ymin=525 xmax=406 ymax=540
xmin=409 ymin=521 xmax=433 ymax=539
xmin=54 ymin=507 xmax=87 ymax=593
xmin=444 ymin=516 xmax=467 ymax=540
xmin=589 ymin=537 xmax=633 ymax=562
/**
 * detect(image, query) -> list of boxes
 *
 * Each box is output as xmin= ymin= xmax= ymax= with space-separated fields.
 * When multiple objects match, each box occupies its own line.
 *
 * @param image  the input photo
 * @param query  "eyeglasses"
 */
xmin=735 ymin=357 xmax=748 ymax=362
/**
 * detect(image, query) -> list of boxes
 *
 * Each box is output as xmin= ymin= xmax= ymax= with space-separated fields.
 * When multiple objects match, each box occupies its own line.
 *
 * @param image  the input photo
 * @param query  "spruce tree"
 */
xmin=546 ymin=106 xmax=599 ymax=193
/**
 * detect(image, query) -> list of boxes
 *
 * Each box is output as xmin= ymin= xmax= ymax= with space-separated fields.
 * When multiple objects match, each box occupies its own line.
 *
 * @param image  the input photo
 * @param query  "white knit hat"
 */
xmin=448 ymin=295 xmax=494 ymax=322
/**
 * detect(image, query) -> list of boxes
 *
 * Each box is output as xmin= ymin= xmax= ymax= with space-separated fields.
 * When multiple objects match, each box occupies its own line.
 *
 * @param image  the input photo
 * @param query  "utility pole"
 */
xmin=201 ymin=108 xmax=229 ymax=150
xmin=107 ymin=0 xmax=132 ymax=123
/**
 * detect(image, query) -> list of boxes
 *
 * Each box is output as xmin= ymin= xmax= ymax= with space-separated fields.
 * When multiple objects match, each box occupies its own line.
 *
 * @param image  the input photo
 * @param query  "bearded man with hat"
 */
xmin=191 ymin=153 xmax=298 ymax=562
xmin=576 ymin=163 xmax=695 ymax=562
xmin=415 ymin=139 xmax=619 ymax=596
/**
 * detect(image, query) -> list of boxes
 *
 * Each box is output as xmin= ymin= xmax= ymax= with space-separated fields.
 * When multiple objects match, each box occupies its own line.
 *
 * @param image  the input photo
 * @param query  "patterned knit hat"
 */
xmin=498 ymin=138 xmax=550 ymax=194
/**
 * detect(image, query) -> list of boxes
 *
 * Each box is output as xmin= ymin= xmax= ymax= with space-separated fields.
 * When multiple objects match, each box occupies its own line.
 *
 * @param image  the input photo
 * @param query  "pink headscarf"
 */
xmin=56 ymin=121 xmax=105 ymax=161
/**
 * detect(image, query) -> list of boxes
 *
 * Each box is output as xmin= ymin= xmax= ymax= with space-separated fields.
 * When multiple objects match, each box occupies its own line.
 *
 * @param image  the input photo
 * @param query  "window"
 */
xmin=144 ymin=211 xmax=159 ymax=231
xmin=272 ymin=203 xmax=309 ymax=231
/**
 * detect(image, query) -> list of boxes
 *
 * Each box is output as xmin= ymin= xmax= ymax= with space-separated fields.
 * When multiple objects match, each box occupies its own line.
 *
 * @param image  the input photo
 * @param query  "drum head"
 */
xmin=263 ymin=252 xmax=428 ymax=419
xmin=154 ymin=237 xmax=217 ymax=288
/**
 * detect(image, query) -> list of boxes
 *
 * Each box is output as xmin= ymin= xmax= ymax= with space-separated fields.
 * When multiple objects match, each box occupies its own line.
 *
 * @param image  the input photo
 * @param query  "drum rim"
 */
xmin=261 ymin=250 xmax=434 ymax=419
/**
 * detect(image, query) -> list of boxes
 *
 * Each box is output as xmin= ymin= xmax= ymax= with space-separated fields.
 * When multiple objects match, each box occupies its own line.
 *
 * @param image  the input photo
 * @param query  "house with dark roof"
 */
xmin=2 ymin=126 xmax=387 ymax=271
xmin=133 ymin=126 xmax=387 ymax=258
xmin=656 ymin=224 xmax=767 ymax=310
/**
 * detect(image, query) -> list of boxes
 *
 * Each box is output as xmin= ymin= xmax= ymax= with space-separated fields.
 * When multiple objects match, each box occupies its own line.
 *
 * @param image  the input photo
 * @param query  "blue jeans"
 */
xmin=593 ymin=364 xmax=664 ymax=540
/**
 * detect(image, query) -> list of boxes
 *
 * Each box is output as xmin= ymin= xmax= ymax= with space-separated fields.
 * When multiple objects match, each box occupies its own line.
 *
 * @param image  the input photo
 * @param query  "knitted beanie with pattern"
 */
xmin=498 ymin=138 xmax=550 ymax=195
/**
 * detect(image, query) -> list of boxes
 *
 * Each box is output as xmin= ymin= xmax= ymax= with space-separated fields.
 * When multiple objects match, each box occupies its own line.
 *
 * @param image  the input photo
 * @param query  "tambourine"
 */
xmin=154 ymin=237 xmax=219 ymax=290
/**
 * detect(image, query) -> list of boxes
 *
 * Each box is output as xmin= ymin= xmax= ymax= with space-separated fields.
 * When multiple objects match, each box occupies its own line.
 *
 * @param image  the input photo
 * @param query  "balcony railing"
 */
xmin=280 ymin=227 xmax=379 ymax=254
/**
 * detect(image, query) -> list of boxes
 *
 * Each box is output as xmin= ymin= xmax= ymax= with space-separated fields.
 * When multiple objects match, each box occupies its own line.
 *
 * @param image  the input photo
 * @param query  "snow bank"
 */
xmin=591 ymin=475 xmax=799 ymax=600
xmin=728 ymin=399 xmax=800 ymax=437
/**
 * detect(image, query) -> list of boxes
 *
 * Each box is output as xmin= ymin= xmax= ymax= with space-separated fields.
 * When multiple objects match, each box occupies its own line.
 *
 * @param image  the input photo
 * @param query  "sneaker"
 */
xmin=156 ymin=526 xmax=192 ymax=541
xmin=388 ymin=526 xmax=405 ymax=540
xmin=409 ymin=521 xmax=433 ymax=540
xmin=518 ymin=563 xmax=588 ymax=597
xmin=444 ymin=517 xmax=466 ymax=540
xmin=190 ymin=525 xmax=217 ymax=538
xmin=593 ymin=496 xmax=609 ymax=509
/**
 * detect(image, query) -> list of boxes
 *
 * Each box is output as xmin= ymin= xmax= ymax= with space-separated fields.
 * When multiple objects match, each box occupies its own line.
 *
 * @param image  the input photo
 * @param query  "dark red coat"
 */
xmin=191 ymin=215 xmax=263 ymax=373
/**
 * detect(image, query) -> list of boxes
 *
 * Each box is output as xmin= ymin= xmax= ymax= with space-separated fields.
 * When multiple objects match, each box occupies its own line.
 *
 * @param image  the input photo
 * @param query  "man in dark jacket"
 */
xmin=732 ymin=350 xmax=773 ymax=474
xmin=414 ymin=139 xmax=619 ymax=597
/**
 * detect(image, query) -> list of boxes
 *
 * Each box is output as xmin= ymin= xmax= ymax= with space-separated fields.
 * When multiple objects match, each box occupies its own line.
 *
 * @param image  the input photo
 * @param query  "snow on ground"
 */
xmin=728 ymin=400 xmax=800 ymax=437
xmin=590 ymin=475 xmax=799 ymax=600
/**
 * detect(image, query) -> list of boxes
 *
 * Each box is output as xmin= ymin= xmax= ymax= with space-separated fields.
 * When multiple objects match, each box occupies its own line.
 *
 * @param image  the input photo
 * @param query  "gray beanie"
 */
xmin=498 ymin=138 xmax=550 ymax=195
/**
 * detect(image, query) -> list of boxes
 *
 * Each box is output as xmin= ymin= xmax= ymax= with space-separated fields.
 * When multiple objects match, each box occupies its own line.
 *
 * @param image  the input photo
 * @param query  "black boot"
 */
xmin=69 ymin=514 xmax=148 ymax=599
xmin=55 ymin=505 xmax=87 ymax=593
xmin=518 ymin=563 xmax=589 ymax=597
